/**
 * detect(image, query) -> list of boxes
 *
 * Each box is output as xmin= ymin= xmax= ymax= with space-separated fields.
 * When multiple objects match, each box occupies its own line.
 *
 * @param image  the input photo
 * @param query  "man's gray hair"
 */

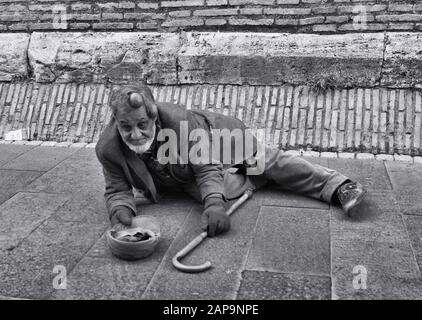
xmin=109 ymin=83 xmax=158 ymax=119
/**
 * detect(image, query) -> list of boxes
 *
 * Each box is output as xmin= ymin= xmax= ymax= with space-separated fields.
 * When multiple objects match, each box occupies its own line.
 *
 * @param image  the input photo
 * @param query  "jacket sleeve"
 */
xmin=96 ymin=149 xmax=137 ymax=219
xmin=187 ymin=111 xmax=225 ymax=202
xmin=189 ymin=161 xmax=225 ymax=202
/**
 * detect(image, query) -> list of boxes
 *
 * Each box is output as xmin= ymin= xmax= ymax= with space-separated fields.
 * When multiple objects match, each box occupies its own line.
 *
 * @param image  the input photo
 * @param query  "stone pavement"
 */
xmin=0 ymin=143 xmax=421 ymax=300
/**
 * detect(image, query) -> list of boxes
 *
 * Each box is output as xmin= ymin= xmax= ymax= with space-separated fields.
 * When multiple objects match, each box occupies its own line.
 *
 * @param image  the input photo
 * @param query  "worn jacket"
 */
xmin=95 ymin=102 xmax=257 ymax=218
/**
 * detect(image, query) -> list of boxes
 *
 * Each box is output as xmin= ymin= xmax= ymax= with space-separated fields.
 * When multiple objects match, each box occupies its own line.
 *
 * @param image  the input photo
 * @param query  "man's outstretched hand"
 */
xmin=110 ymin=206 xmax=134 ymax=227
xmin=201 ymin=196 xmax=230 ymax=237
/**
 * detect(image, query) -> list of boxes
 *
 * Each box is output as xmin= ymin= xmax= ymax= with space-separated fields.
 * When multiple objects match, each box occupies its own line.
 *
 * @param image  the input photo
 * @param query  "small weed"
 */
xmin=307 ymin=74 xmax=339 ymax=94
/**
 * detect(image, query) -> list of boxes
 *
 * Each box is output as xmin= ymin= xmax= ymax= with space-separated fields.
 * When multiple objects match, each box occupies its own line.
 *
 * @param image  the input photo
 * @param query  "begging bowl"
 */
xmin=106 ymin=215 xmax=161 ymax=260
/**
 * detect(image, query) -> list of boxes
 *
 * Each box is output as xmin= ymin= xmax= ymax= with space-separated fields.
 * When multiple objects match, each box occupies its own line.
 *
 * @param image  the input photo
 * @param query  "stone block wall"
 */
xmin=1 ymin=32 xmax=420 ymax=89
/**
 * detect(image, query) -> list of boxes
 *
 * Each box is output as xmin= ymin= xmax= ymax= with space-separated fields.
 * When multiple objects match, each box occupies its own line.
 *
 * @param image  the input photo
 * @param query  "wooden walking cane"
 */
xmin=172 ymin=188 xmax=254 ymax=273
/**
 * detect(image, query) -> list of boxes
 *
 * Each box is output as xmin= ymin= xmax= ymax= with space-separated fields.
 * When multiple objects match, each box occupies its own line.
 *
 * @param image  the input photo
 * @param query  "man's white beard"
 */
xmin=124 ymin=126 xmax=156 ymax=155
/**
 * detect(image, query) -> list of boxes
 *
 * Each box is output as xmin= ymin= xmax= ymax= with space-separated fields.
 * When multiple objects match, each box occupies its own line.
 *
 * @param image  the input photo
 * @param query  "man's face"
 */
xmin=115 ymin=105 xmax=156 ymax=154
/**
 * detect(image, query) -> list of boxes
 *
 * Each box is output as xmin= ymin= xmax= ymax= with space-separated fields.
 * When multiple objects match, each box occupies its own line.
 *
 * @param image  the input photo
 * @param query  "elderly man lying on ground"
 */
xmin=96 ymin=84 xmax=366 ymax=237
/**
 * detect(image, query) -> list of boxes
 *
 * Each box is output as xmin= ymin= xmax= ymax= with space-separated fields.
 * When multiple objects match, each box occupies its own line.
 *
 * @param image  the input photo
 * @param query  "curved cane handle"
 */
xmin=172 ymin=232 xmax=211 ymax=273
xmin=172 ymin=189 xmax=253 ymax=273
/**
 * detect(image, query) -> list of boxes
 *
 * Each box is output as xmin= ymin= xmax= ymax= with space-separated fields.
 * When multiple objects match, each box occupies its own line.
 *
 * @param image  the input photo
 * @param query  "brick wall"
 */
xmin=1 ymin=0 xmax=422 ymax=33
xmin=1 ymin=82 xmax=421 ymax=156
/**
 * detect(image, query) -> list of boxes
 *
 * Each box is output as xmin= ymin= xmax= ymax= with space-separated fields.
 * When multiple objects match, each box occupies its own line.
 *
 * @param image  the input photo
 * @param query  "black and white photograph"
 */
xmin=0 ymin=0 xmax=421 ymax=306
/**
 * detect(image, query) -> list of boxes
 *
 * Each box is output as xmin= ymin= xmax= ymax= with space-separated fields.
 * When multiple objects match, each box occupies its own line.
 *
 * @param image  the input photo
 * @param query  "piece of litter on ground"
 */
xmin=4 ymin=129 xmax=24 ymax=141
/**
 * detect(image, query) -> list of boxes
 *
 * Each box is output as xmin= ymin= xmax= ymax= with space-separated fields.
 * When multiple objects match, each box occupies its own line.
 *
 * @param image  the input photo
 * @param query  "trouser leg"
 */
xmin=261 ymin=147 xmax=349 ymax=203
xmin=182 ymin=169 xmax=266 ymax=203
xmin=182 ymin=147 xmax=349 ymax=204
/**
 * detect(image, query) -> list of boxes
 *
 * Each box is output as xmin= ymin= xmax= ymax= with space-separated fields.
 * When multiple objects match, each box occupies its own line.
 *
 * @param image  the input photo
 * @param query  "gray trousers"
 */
xmin=183 ymin=147 xmax=350 ymax=204
xmin=257 ymin=147 xmax=349 ymax=203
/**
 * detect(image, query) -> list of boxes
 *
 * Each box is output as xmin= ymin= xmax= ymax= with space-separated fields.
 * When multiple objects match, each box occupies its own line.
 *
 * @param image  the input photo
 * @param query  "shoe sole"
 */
xmin=344 ymin=189 xmax=367 ymax=217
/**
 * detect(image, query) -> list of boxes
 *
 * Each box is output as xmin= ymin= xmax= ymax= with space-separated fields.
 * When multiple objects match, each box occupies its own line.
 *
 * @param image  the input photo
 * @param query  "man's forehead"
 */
xmin=115 ymin=105 xmax=149 ymax=122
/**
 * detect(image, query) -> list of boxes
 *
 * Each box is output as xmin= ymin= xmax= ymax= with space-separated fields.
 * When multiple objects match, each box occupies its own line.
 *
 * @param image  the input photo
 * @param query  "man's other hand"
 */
xmin=110 ymin=206 xmax=134 ymax=227
xmin=201 ymin=197 xmax=230 ymax=237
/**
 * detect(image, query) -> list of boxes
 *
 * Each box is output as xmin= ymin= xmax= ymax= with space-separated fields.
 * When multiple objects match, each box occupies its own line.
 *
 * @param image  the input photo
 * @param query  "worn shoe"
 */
xmin=336 ymin=181 xmax=367 ymax=217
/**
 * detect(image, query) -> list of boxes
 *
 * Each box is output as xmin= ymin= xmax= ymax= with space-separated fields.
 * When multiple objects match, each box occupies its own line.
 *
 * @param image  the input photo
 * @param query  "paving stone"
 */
xmin=330 ymin=158 xmax=422 ymax=299
xmin=0 ymin=169 xmax=43 ymax=205
xmin=142 ymin=197 xmax=262 ymax=299
xmin=2 ymin=146 xmax=78 ymax=171
xmin=336 ymin=188 xmax=401 ymax=219
xmin=386 ymin=162 xmax=422 ymax=191
xmin=0 ymin=219 xmax=105 ymax=299
xmin=0 ymin=192 xmax=70 ymax=251
xmin=328 ymin=158 xmax=392 ymax=191
xmin=237 ymin=271 xmax=331 ymax=300
xmin=55 ymin=142 xmax=72 ymax=147
xmin=40 ymin=141 xmax=57 ymax=147
xmin=69 ymin=142 xmax=87 ymax=148
xmin=330 ymin=194 xmax=408 ymax=244
xmin=385 ymin=162 xmax=422 ymax=215
xmin=53 ymin=198 xmax=194 ymax=299
xmin=52 ymin=256 xmax=157 ymax=300
xmin=0 ymin=144 xmax=35 ymax=167
xmin=320 ymin=152 xmax=337 ymax=158
xmin=24 ymin=148 xmax=104 ymax=194
xmin=246 ymin=206 xmax=330 ymax=276
xmin=375 ymin=154 xmax=394 ymax=161
xmin=331 ymin=202 xmax=421 ymax=299
xmin=26 ymin=140 xmax=43 ymax=146
xmin=300 ymin=155 xmax=329 ymax=167
xmin=283 ymin=150 xmax=301 ymax=156
xmin=302 ymin=151 xmax=320 ymax=158
xmin=11 ymin=141 xmax=28 ymax=145
xmin=338 ymin=153 xmax=355 ymax=159
xmin=394 ymin=154 xmax=413 ymax=162
xmin=48 ymin=193 xmax=108 ymax=225
xmin=331 ymin=240 xmax=421 ymax=299
xmin=258 ymin=186 xmax=329 ymax=209
xmin=356 ymin=153 xmax=375 ymax=160
xmin=86 ymin=143 xmax=97 ymax=148
xmin=403 ymin=215 xmax=422 ymax=271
